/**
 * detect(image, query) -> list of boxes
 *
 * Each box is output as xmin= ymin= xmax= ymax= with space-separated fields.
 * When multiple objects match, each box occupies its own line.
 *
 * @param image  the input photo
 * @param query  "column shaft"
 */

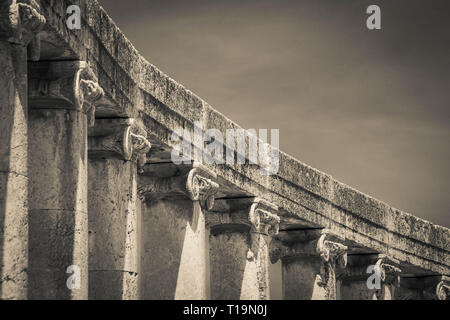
xmin=208 ymin=198 xmax=279 ymax=300
xmin=88 ymin=159 xmax=139 ymax=299
xmin=141 ymin=199 xmax=207 ymax=299
xmin=271 ymin=229 xmax=347 ymax=300
xmin=87 ymin=118 xmax=150 ymax=299
xmin=0 ymin=40 xmax=28 ymax=300
xmin=27 ymin=61 xmax=103 ymax=299
xmin=210 ymin=229 xmax=272 ymax=300
xmin=0 ymin=1 xmax=45 ymax=299
xmin=282 ymin=256 xmax=329 ymax=300
xmin=28 ymin=109 xmax=88 ymax=299
xmin=139 ymin=164 xmax=218 ymax=299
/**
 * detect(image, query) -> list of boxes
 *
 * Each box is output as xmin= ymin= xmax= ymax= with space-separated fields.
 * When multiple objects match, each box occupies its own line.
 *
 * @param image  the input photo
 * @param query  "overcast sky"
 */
xmin=99 ymin=0 xmax=450 ymax=228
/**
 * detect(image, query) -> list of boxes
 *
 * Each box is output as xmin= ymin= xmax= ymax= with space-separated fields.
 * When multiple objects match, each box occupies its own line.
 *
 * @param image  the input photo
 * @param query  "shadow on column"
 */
xmin=141 ymin=199 xmax=206 ymax=299
xmin=88 ymin=158 xmax=138 ymax=300
xmin=282 ymin=257 xmax=323 ymax=300
xmin=28 ymin=109 xmax=86 ymax=299
xmin=0 ymin=42 xmax=29 ymax=300
xmin=209 ymin=226 xmax=250 ymax=300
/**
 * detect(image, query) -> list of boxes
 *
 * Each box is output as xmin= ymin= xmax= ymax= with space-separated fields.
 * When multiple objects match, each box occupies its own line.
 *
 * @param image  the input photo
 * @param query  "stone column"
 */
xmin=270 ymin=229 xmax=347 ymax=300
xmin=87 ymin=118 xmax=151 ymax=300
xmin=207 ymin=198 xmax=280 ymax=300
xmin=397 ymin=275 xmax=449 ymax=300
xmin=0 ymin=0 xmax=44 ymax=299
xmin=138 ymin=163 xmax=219 ymax=299
xmin=337 ymin=254 xmax=401 ymax=300
xmin=27 ymin=61 xmax=103 ymax=299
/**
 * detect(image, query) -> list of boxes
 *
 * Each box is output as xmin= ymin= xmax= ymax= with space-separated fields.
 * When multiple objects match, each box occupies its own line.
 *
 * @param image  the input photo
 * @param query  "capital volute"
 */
xmin=249 ymin=198 xmax=280 ymax=236
xmin=317 ymin=233 xmax=348 ymax=268
xmin=186 ymin=166 xmax=219 ymax=210
xmin=374 ymin=257 xmax=402 ymax=287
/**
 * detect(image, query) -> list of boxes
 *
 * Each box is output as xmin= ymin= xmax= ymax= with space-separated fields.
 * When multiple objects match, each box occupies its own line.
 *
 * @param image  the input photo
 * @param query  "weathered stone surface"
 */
xmin=0 ymin=42 xmax=27 ymax=177
xmin=88 ymin=158 xmax=139 ymax=299
xmin=28 ymin=108 xmax=89 ymax=299
xmin=397 ymin=275 xmax=450 ymax=300
xmin=28 ymin=60 xmax=104 ymax=126
xmin=28 ymin=109 xmax=88 ymax=211
xmin=88 ymin=118 xmax=151 ymax=171
xmin=33 ymin=0 xmax=449 ymax=276
xmin=282 ymin=257 xmax=327 ymax=300
xmin=208 ymin=198 xmax=279 ymax=300
xmin=0 ymin=17 xmax=32 ymax=299
xmin=0 ymin=1 xmax=46 ymax=48
xmin=139 ymin=163 xmax=219 ymax=210
xmin=271 ymin=229 xmax=348 ymax=300
xmin=28 ymin=208 xmax=88 ymax=300
xmin=141 ymin=200 xmax=207 ymax=299
xmin=0 ymin=0 xmax=46 ymax=299
xmin=89 ymin=270 xmax=138 ymax=300
xmin=0 ymin=0 xmax=448 ymax=300
xmin=209 ymin=231 xmax=251 ymax=299
xmin=0 ymin=172 xmax=28 ymax=300
xmin=337 ymin=254 xmax=401 ymax=300
xmin=25 ymin=57 xmax=104 ymax=300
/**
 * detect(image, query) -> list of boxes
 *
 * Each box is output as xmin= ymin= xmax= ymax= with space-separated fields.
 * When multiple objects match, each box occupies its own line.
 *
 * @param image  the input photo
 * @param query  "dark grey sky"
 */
xmin=99 ymin=0 xmax=450 ymax=227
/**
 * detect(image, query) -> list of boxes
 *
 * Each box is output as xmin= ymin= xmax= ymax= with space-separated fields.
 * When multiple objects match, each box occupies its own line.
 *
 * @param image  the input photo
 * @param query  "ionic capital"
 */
xmin=317 ymin=233 xmax=348 ymax=269
xmin=88 ymin=118 xmax=151 ymax=170
xmin=185 ymin=167 xmax=219 ymax=210
xmin=270 ymin=229 xmax=347 ymax=265
xmin=206 ymin=198 xmax=279 ymax=237
xmin=249 ymin=198 xmax=280 ymax=236
xmin=138 ymin=163 xmax=219 ymax=210
xmin=399 ymin=275 xmax=449 ymax=300
xmin=28 ymin=61 xmax=104 ymax=126
xmin=336 ymin=254 xmax=401 ymax=287
xmin=374 ymin=257 xmax=401 ymax=287
xmin=0 ymin=1 xmax=46 ymax=55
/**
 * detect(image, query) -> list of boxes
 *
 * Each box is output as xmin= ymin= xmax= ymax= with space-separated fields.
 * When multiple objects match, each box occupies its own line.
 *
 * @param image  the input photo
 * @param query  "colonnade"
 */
xmin=0 ymin=1 xmax=448 ymax=300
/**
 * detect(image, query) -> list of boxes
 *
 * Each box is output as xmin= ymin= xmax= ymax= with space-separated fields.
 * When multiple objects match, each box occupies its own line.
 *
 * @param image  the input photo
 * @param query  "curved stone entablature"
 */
xmin=35 ymin=0 xmax=449 ymax=278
